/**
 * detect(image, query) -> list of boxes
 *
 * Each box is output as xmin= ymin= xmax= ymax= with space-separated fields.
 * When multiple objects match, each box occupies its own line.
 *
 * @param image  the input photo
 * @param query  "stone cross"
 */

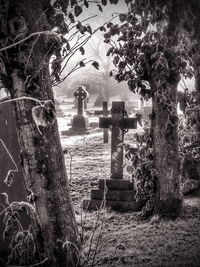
xmin=74 ymin=86 xmax=87 ymax=116
xmin=95 ymin=101 xmax=110 ymax=143
xmin=99 ymin=101 xmax=137 ymax=179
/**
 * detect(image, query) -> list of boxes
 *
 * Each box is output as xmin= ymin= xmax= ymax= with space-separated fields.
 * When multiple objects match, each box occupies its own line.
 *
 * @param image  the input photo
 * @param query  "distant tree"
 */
xmin=87 ymin=36 xmax=114 ymax=99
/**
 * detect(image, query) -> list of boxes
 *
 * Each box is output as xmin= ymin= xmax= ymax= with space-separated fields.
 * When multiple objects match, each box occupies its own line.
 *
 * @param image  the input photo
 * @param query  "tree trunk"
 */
xmin=194 ymin=72 xmax=200 ymax=140
xmin=12 ymin=71 xmax=80 ymax=267
xmin=151 ymin=83 xmax=182 ymax=217
xmin=1 ymin=0 xmax=81 ymax=266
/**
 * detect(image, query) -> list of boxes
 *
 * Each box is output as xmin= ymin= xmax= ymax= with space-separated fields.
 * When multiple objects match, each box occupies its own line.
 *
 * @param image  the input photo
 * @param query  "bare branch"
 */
xmin=0 ymin=31 xmax=48 ymax=52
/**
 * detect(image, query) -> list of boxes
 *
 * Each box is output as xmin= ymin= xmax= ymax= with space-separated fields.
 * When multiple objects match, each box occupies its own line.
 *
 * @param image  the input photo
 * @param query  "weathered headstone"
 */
xmin=70 ymin=87 xmax=89 ymax=132
xmin=55 ymin=99 xmax=65 ymax=117
xmin=73 ymin=97 xmax=88 ymax=110
xmin=73 ymin=86 xmax=89 ymax=109
xmin=95 ymin=102 xmax=109 ymax=143
xmin=126 ymin=100 xmax=139 ymax=113
xmin=143 ymin=106 xmax=152 ymax=121
xmin=94 ymin=88 xmax=107 ymax=107
xmin=0 ymin=99 xmax=29 ymax=253
xmin=83 ymin=101 xmax=144 ymax=211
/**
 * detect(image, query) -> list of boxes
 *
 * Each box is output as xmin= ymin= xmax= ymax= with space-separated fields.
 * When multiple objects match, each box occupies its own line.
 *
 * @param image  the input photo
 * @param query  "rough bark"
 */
xmin=194 ymin=74 xmax=200 ymax=140
xmin=151 ymin=83 xmax=182 ymax=217
xmin=1 ymin=0 xmax=80 ymax=266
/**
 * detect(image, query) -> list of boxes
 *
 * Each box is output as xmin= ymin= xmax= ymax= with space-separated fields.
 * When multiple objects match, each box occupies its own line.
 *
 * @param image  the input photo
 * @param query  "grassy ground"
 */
xmin=62 ymin=131 xmax=200 ymax=267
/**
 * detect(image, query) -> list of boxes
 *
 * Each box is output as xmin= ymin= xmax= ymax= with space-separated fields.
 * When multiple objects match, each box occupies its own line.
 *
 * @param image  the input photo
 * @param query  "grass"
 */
xmin=62 ymin=131 xmax=200 ymax=267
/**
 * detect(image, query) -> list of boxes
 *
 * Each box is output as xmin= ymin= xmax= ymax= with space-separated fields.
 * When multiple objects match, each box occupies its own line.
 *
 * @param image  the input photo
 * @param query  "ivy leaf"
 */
xmin=79 ymin=46 xmax=85 ymax=55
xmin=86 ymin=25 xmax=92 ymax=34
xmin=60 ymin=35 xmax=67 ymax=44
xmin=110 ymin=25 xmax=120 ymax=36
xmin=110 ymin=0 xmax=118 ymax=4
xmin=79 ymin=26 xmax=87 ymax=34
xmin=104 ymin=39 xmax=110 ymax=44
xmin=62 ymin=47 xmax=67 ymax=57
xmin=119 ymin=13 xmax=127 ymax=22
xmin=66 ymin=41 xmax=70 ymax=50
xmin=113 ymin=55 xmax=119 ymax=65
xmin=97 ymin=4 xmax=103 ymax=12
xmin=100 ymin=26 xmax=106 ymax=31
xmin=101 ymin=0 xmax=107 ymax=5
xmin=125 ymin=0 xmax=132 ymax=4
xmin=76 ymin=21 xmax=82 ymax=30
xmin=60 ymin=23 xmax=69 ymax=34
xmin=107 ymin=47 xmax=114 ymax=56
xmin=74 ymin=5 xmax=82 ymax=17
xmin=92 ymin=61 xmax=99 ymax=70
xmin=84 ymin=0 xmax=89 ymax=8
xmin=104 ymin=32 xmax=110 ymax=39
xmin=68 ymin=13 xmax=75 ymax=23
xmin=128 ymin=79 xmax=136 ymax=92
xmin=107 ymin=22 xmax=113 ymax=28
xmin=118 ymin=61 xmax=127 ymax=69
xmin=71 ymin=0 xmax=77 ymax=7
xmin=79 ymin=61 xmax=85 ymax=67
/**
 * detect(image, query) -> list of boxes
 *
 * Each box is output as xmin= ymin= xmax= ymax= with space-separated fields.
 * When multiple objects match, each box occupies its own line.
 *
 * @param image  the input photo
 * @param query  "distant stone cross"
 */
xmin=95 ymin=102 xmax=109 ymax=143
xmin=99 ymin=101 xmax=137 ymax=179
xmin=74 ymin=86 xmax=87 ymax=116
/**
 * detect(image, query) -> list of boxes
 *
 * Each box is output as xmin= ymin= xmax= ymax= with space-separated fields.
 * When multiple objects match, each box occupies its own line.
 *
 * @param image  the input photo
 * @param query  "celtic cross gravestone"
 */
xmin=70 ymin=87 xmax=89 ymax=132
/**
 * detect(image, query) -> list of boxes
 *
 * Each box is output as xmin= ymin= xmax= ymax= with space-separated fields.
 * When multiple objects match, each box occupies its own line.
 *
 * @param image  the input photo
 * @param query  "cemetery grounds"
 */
xmin=57 ymin=96 xmax=200 ymax=267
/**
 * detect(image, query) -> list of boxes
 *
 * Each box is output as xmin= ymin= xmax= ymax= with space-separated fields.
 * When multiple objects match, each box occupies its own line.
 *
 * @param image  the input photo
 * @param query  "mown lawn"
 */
xmin=62 ymin=131 xmax=200 ymax=267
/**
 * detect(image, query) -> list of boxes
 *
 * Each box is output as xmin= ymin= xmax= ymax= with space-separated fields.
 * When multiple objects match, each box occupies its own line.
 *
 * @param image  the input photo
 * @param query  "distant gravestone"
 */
xmin=70 ymin=87 xmax=89 ymax=132
xmin=73 ymin=97 xmax=88 ymax=110
xmin=73 ymin=86 xmax=89 ymax=109
xmin=83 ymin=101 xmax=145 ymax=211
xmin=0 ymin=99 xmax=29 ymax=252
xmin=143 ymin=106 xmax=152 ymax=121
xmin=94 ymin=88 xmax=107 ymax=107
xmin=95 ymin=102 xmax=109 ymax=143
xmin=55 ymin=99 xmax=64 ymax=117
xmin=126 ymin=100 xmax=139 ymax=113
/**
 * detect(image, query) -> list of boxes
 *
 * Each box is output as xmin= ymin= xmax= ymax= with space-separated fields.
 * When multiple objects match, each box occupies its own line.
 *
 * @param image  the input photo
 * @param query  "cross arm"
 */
xmin=95 ymin=110 xmax=110 ymax=116
xmin=99 ymin=117 xmax=137 ymax=129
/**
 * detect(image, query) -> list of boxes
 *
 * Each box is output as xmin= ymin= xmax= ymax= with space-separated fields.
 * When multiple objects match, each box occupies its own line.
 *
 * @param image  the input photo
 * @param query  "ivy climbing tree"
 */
xmin=103 ymin=0 xmax=198 ymax=217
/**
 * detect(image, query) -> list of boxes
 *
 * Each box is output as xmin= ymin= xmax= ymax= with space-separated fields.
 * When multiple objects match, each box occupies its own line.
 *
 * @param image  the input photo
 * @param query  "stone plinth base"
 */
xmin=83 ymin=199 xmax=144 ymax=212
xmin=83 ymin=179 xmax=145 ymax=212
xmin=91 ymin=189 xmax=136 ymax=202
xmin=61 ymin=128 xmax=89 ymax=136
xmin=99 ymin=179 xmax=134 ymax=190
xmin=89 ymin=122 xmax=99 ymax=128
xmin=71 ymin=114 xmax=89 ymax=130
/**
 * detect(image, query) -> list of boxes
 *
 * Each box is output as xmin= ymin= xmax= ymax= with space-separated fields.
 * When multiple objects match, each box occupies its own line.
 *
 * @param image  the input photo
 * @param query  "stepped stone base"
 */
xmin=83 ymin=179 xmax=145 ymax=212
xmin=98 ymin=179 xmax=134 ymax=190
xmin=91 ymin=189 xmax=136 ymax=202
xmin=61 ymin=128 xmax=89 ymax=136
xmin=83 ymin=199 xmax=144 ymax=212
